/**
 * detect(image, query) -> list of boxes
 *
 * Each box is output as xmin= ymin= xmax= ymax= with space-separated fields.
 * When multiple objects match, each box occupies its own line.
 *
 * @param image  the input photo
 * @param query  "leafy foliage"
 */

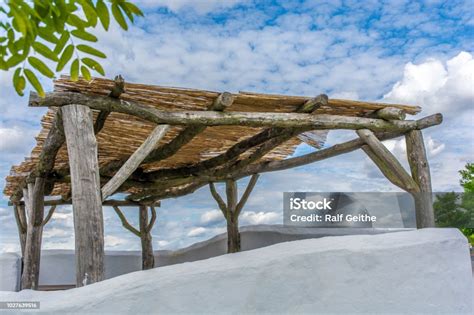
xmin=0 ymin=0 xmax=143 ymax=97
xmin=434 ymin=163 xmax=474 ymax=244
xmin=460 ymin=163 xmax=474 ymax=193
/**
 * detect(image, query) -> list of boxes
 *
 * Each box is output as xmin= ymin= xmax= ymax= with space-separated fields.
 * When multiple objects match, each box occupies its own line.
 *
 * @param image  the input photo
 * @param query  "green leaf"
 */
xmin=6 ymin=54 xmax=24 ymax=68
xmin=13 ymin=67 xmax=26 ymax=96
xmin=82 ymin=57 xmax=105 ymax=76
xmin=56 ymin=44 xmax=74 ymax=71
xmin=33 ymin=42 xmax=59 ymax=61
xmin=70 ymin=58 xmax=80 ymax=81
xmin=11 ymin=7 xmax=27 ymax=35
xmin=24 ymin=68 xmax=45 ymax=97
xmin=67 ymin=14 xmax=88 ymax=28
xmin=119 ymin=2 xmax=134 ymax=23
xmin=112 ymin=4 xmax=128 ymax=30
xmin=76 ymin=44 xmax=106 ymax=58
xmin=71 ymin=29 xmax=98 ymax=42
xmin=96 ymin=0 xmax=110 ymax=30
xmin=54 ymin=32 xmax=70 ymax=55
xmin=123 ymin=2 xmax=144 ymax=17
xmin=81 ymin=65 xmax=91 ymax=81
xmin=80 ymin=0 xmax=98 ymax=27
xmin=38 ymin=27 xmax=58 ymax=44
xmin=28 ymin=56 xmax=55 ymax=78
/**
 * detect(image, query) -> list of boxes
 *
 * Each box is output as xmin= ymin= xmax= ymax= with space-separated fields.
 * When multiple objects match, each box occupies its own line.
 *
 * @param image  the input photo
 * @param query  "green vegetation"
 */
xmin=434 ymin=163 xmax=474 ymax=244
xmin=0 ymin=0 xmax=143 ymax=97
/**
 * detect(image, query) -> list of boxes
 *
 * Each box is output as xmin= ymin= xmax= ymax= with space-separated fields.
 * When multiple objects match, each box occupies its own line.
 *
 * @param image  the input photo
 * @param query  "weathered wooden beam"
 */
xmin=225 ymin=179 xmax=240 ymax=253
xmin=101 ymin=125 xmax=170 ymax=200
xmin=112 ymin=206 xmax=140 ymax=237
xmin=62 ymin=104 xmax=105 ymax=287
xmin=357 ymin=129 xmax=420 ymax=194
xmin=209 ymin=182 xmax=227 ymax=216
xmin=94 ymin=75 xmax=125 ymax=133
xmin=360 ymin=145 xmax=406 ymax=189
xmin=100 ymin=92 xmax=234 ymax=177
xmin=236 ymin=174 xmax=259 ymax=216
xmin=41 ymin=206 xmax=57 ymax=226
xmin=139 ymin=205 xmax=155 ymax=270
xmin=30 ymin=91 xmax=438 ymax=132
xmin=373 ymin=107 xmax=406 ymax=120
xmin=406 ymin=130 xmax=435 ymax=228
xmin=10 ymin=110 xmax=65 ymax=203
xmin=128 ymin=114 xmax=442 ymax=202
xmin=142 ymin=95 xmax=327 ymax=183
xmin=13 ymin=203 xmax=27 ymax=257
xmin=21 ymin=178 xmax=45 ymax=290
xmin=10 ymin=199 xmax=159 ymax=207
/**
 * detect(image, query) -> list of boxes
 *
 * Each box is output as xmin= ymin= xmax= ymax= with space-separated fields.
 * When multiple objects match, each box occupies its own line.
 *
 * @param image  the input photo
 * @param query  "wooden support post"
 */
xmin=139 ymin=205 xmax=155 ymax=270
xmin=62 ymin=104 xmax=105 ymax=287
xmin=13 ymin=203 xmax=27 ymax=256
xmin=209 ymin=174 xmax=259 ymax=253
xmin=112 ymin=205 xmax=156 ymax=269
xmin=225 ymin=179 xmax=240 ymax=253
xmin=21 ymin=178 xmax=45 ymax=290
xmin=406 ymin=130 xmax=435 ymax=228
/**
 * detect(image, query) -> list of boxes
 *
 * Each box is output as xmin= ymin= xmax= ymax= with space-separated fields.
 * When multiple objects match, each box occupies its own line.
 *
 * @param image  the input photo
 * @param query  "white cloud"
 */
xmin=43 ymin=228 xmax=70 ymax=238
xmin=200 ymin=209 xmax=224 ymax=225
xmin=240 ymin=211 xmax=281 ymax=225
xmin=0 ymin=126 xmax=36 ymax=154
xmin=105 ymin=235 xmax=127 ymax=247
xmin=187 ymin=227 xmax=208 ymax=237
xmin=136 ymin=0 xmax=245 ymax=14
xmin=383 ymin=51 xmax=474 ymax=115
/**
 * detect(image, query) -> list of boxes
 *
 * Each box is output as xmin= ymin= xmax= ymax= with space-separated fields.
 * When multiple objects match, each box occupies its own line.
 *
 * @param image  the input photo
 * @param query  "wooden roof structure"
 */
xmin=7 ymin=75 xmax=444 ymax=289
xmin=5 ymin=76 xmax=438 ymax=206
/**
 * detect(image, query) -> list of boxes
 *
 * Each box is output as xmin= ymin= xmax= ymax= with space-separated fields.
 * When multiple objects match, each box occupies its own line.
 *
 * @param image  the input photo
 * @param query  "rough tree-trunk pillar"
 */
xmin=139 ymin=205 xmax=155 ymax=270
xmin=21 ymin=179 xmax=45 ymax=290
xmin=405 ymin=130 xmax=435 ymax=228
xmin=13 ymin=203 xmax=27 ymax=256
xmin=226 ymin=214 xmax=240 ymax=253
xmin=210 ymin=175 xmax=259 ymax=254
xmin=225 ymin=179 xmax=240 ymax=253
xmin=62 ymin=104 xmax=105 ymax=287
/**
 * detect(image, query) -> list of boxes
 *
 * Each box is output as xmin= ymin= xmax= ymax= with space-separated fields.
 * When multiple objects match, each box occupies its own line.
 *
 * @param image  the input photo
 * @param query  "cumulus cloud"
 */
xmin=383 ymin=52 xmax=474 ymax=115
xmin=187 ymin=227 xmax=208 ymax=237
xmin=136 ymin=0 xmax=245 ymax=14
xmin=200 ymin=210 xmax=224 ymax=226
xmin=0 ymin=126 xmax=36 ymax=155
xmin=240 ymin=211 xmax=281 ymax=225
xmin=105 ymin=235 xmax=127 ymax=248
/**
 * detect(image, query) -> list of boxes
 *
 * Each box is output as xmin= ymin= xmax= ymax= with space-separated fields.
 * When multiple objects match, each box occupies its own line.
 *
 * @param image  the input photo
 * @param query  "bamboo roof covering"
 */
xmin=3 ymin=76 xmax=421 ymax=199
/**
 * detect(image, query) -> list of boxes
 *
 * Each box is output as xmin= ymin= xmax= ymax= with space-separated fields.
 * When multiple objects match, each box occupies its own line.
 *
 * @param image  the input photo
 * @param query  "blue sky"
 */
xmin=0 ymin=0 xmax=473 ymax=252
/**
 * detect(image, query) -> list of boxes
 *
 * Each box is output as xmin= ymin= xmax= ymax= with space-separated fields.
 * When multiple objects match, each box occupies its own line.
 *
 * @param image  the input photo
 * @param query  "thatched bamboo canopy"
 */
xmin=4 ymin=76 xmax=425 ymax=202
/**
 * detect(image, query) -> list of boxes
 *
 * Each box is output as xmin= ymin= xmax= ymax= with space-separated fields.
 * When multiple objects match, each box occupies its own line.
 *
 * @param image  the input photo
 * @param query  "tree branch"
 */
xmin=112 ymin=206 xmax=141 ymax=237
xmin=146 ymin=206 xmax=156 ymax=233
xmin=41 ymin=205 xmax=57 ymax=226
xmin=236 ymin=174 xmax=259 ymax=216
xmin=209 ymin=182 xmax=228 ymax=216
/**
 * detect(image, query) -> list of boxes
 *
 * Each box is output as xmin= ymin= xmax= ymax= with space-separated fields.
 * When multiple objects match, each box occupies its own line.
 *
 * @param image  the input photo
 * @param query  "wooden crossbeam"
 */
xmin=128 ymin=114 xmax=442 ymax=203
xmin=357 ymin=129 xmax=419 ymax=194
xmin=30 ymin=91 xmax=436 ymax=132
xmin=9 ymin=199 xmax=159 ymax=207
xmin=100 ymin=92 xmax=234 ymax=176
xmin=101 ymin=124 xmax=170 ymax=200
xmin=142 ymin=95 xmax=327 ymax=182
